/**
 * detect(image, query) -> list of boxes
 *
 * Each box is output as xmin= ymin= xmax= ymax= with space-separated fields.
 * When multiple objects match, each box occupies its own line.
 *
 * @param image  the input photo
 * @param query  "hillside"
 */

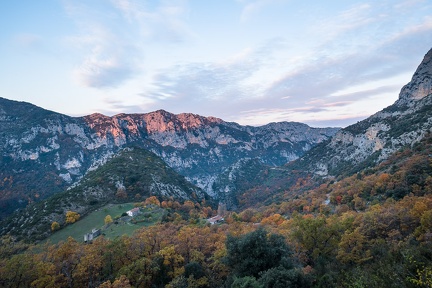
xmin=1 ymin=140 xmax=431 ymax=287
xmin=202 ymin=48 xmax=432 ymax=210
xmin=0 ymin=147 xmax=209 ymax=241
xmin=293 ymin=48 xmax=432 ymax=178
xmin=0 ymin=98 xmax=338 ymax=219
xmin=1 ymin=45 xmax=432 ymax=288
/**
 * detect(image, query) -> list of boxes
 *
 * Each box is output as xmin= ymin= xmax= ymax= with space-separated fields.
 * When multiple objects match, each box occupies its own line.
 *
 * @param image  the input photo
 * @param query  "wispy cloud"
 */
xmin=239 ymin=0 xmax=283 ymax=22
xmin=141 ymin=40 xmax=282 ymax=115
xmin=111 ymin=0 xmax=193 ymax=42
xmin=139 ymin=1 xmax=432 ymax=127
xmin=65 ymin=0 xmax=191 ymax=89
xmin=62 ymin=0 xmax=432 ymax=126
xmin=69 ymin=25 xmax=141 ymax=88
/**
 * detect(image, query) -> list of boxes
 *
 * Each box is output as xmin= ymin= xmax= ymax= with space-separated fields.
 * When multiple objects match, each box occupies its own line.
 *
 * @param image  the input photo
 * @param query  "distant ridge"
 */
xmin=0 ymin=97 xmax=338 ymax=218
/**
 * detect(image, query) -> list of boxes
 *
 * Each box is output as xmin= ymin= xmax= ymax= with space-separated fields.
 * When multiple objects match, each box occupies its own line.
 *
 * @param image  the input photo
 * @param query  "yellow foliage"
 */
xmin=157 ymin=245 xmax=185 ymax=278
xmin=104 ymin=215 xmax=113 ymax=225
xmin=51 ymin=221 xmax=60 ymax=231
xmin=65 ymin=211 xmax=80 ymax=224
xmin=261 ymin=213 xmax=284 ymax=226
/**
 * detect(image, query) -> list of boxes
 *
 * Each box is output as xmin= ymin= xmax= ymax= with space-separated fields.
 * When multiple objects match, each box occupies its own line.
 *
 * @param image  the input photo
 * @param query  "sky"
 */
xmin=1 ymin=0 xmax=432 ymax=128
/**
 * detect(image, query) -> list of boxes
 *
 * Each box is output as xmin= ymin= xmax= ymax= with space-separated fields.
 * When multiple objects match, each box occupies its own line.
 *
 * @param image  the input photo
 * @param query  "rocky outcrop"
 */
xmin=397 ymin=48 xmax=432 ymax=105
xmin=0 ymin=100 xmax=338 ymax=218
xmin=298 ymin=48 xmax=432 ymax=177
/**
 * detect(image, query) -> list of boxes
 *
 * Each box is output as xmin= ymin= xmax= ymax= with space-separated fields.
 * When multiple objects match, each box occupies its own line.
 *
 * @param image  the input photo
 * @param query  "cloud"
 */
xmin=69 ymin=26 xmax=141 ymax=88
xmin=111 ymin=0 xmax=193 ymax=42
xmin=137 ymin=8 xmax=432 ymax=126
xmin=330 ymin=85 xmax=403 ymax=100
xmin=314 ymin=3 xmax=376 ymax=43
xmin=100 ymin=0 xmax=432 ymax=127
xmin=261 ymin=13 xmax=432 ymax=112
xmin=141 ymin=40 xmax=283 ymax=116
xmin=239 ymin=0 xmax=286 ymax=22
xmin=66 ymin=0 xmax=191 ymax=89
xmin=73 ymin=52 xmax=138 ymax=88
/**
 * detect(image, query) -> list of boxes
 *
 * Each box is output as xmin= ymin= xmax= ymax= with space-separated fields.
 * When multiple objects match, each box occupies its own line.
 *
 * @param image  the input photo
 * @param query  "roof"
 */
xmin=208 ymin=215 xmax=224 ymax=223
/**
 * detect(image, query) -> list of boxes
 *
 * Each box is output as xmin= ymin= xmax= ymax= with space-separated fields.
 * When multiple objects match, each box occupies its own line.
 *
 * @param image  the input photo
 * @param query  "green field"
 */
xmin=46 ymin=203 xmax=165 ymax=244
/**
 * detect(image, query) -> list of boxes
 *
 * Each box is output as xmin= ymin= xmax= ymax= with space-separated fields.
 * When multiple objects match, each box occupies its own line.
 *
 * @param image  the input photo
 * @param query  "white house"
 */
xmin=207 ymin=215 xmax=224 ymax=225
xmin=126 ymin=207 xmax=140 ymax=217
xmin=84 ymin=228 xmax=101 ymax=242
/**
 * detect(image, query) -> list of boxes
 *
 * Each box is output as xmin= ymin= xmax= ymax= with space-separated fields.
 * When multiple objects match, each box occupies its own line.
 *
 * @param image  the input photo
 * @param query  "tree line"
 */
xmin=0 ymin=193 xmax=431 ymax=287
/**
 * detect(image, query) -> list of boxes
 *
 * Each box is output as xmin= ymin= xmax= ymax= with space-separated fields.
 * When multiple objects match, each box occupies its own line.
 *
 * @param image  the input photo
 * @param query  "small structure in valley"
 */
xmin=207 ymin=215 xmax=224 ymax=225
xmin=84 ymin=228 xmax=101 ymax=242
xmin=126 ymin=207 xmax=140 ymax=217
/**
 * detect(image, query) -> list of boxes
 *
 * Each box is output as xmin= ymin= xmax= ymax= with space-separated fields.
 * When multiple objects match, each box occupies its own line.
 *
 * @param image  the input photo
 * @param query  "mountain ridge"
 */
xmin=0 ymin=97 xmax=339 ymax=219
xmin=292 ymin=48 xmax=432 ymax=178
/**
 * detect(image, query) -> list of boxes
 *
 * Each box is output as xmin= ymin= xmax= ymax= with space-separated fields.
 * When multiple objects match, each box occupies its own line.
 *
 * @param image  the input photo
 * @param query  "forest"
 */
xmin=1 ymin=190 xmax=431 ymax=287
xmin=1 ymin=136 xmax=432 ymax=288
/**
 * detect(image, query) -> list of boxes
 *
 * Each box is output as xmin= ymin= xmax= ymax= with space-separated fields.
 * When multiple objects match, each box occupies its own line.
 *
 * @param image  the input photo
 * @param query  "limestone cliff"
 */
xmin=0 ymin=100 xmax=338 ymax=218
xmin=297 ymin=48 xmax=432 ymax=177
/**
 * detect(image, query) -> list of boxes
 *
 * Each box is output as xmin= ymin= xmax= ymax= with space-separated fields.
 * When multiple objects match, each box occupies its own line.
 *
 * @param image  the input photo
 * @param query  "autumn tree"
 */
xmin=99 ymin=275 xmax=132 ymax=288
xmin=51 ymin=221 xmax=60 ymax=231
xmin=157 ymin=245 xmax=185 ymax=279
xmin=118 ymin=257 xmax=160 ymax=287
xmin=105 ymin=215 xmax=113 ymax=225
xmin=36 ymin=237 xmax=82 ymax=287
xmin=145 ymin=196 xmax=161 ymax=207
xmin=336 ymin=229 xmax=372 ymax=264
xmin=0 ymin=253 xmax=38 ymax=287
xmin=65 ymin=211 xmax=80 ymax=224
xmin=74 ymin=237 xmax=107 ymax=287
xmin=116 ymin=188 xmax=127 ymax=199
xmin=0 ymin=235 xmax=31 ymax=260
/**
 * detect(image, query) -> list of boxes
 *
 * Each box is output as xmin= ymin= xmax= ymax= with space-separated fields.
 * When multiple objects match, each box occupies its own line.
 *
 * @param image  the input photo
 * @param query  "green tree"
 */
xmin=258 ymin=266 xmax=309 ymax=288
xmin=224 ymin=228 xmax=293 ymax=278
xmin=290 ymin=215 xmax=350 ymax=265
xmin=232 ymin=276 xmax=262 ymax=288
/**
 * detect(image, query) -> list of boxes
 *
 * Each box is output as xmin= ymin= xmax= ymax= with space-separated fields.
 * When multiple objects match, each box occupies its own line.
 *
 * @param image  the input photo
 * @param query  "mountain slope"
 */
xmin=82 ymin=110 xmax=338 ymax=193
xmin=293 ymin=48 xmax=432 ymax=178
xmin=211 ymin=158 xmax=269 ymax=209
xmin=0 ymin=147 xmax=208 ymax=241
xmin=223 ymin=47 xmax=432 ymax=209
xmin=0 ymin=99 xmax=95 ymax=217
xmin=0 ymin=99 xmax=338 ymax=219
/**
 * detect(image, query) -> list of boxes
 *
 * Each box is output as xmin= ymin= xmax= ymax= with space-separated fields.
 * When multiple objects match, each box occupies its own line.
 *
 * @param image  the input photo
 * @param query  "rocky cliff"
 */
xmin=0 ymin=100 xmax=338 ymax=218
xmin=297 ymin=48 xmax=432 ymax=177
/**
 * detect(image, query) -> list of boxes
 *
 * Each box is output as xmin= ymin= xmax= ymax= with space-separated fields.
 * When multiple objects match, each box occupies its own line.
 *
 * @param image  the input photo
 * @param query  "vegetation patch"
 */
xmin=46 ymin=203 xmax=165 ymax=243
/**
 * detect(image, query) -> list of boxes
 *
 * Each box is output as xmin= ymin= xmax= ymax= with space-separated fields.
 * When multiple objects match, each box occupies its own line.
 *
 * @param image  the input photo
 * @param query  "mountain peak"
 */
xmin=397 ymin=48 xmax=432 ymax=105
xmin=143 ymin=110 xmax=223 ymax=133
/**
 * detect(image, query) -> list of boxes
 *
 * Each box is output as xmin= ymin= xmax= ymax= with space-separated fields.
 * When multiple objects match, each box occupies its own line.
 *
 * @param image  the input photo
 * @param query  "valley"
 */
xmin=1 ymin=48 xmax=432 ymax=287
xmin=46 ymin=203 xmax=165 ymax=244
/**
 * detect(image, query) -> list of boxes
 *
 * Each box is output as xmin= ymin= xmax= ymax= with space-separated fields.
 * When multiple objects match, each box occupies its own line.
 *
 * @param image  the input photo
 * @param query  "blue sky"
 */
xmin=1 ymin=0 xmax=432 ymax=127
